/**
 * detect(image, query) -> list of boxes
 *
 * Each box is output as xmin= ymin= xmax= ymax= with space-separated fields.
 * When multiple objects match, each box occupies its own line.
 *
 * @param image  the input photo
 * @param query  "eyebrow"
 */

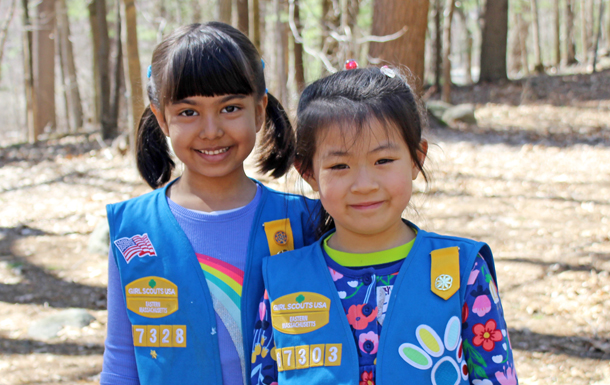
xmin=172 ymin=94 xmax=247 ymax=105
xmin=322 ymin=143 xmax=399 ymax=159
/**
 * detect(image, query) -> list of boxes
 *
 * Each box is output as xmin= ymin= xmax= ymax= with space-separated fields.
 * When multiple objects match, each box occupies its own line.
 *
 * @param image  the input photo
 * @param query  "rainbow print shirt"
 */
xmin=197 ymin=253 xmax=245 ymax=380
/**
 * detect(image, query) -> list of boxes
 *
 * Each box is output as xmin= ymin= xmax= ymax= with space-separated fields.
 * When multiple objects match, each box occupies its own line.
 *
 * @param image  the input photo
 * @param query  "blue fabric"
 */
xmin=104 ymin=180 xmax=318 ymax=385
xmin=261 ymin=225 xmax=496 ymax=385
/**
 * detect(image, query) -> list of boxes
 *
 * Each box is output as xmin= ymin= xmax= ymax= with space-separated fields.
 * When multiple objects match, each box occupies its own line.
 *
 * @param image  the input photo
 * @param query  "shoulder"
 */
xmin=107 ymin=188 xmax=161 ymax=214
xmin=258 ymin=182 xmax=320 ymax=210
xmin=417 ymin=227 xmax=489 ymax=252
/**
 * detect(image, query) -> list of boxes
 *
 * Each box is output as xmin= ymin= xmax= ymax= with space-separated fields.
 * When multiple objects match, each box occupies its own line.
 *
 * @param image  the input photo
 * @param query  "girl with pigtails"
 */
xmin=102 ymin=22 xmax=318 ymax=385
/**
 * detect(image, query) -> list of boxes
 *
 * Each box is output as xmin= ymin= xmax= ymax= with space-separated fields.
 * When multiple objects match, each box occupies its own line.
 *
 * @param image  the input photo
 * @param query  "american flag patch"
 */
xmin=114 ymin=233 xmax=157 ymax=263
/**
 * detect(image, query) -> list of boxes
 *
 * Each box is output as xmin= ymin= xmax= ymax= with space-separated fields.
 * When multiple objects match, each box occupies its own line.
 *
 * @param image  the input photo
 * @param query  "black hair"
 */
xmin=295 ymin=67 xmax=428 ymax=238
xmin=136 ymin=22 xmax=294 ymax=188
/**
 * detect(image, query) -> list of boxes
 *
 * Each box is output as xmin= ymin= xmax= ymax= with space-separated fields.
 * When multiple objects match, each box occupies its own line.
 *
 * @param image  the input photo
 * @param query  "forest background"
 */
xmin=0 ymin=0 xmax=609 ymax=383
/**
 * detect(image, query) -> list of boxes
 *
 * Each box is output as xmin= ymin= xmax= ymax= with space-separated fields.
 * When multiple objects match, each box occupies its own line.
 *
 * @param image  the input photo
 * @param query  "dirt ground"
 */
xmin=1 ymin=72 xmax=609 ymax=384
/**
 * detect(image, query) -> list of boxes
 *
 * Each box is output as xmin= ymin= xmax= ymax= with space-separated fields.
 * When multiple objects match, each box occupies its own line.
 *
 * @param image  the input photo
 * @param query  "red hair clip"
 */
xmin=345 ymin=59 xmax=358 ymax=70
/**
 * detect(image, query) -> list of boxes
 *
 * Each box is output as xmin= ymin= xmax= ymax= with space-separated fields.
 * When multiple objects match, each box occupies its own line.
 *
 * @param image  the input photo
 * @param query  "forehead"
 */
xmin=316 ymin=119 xmax=403 ymax=154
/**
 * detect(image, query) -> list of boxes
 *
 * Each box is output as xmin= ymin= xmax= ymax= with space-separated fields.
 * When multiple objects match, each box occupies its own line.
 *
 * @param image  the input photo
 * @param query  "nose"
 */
xmin=350 ymin=167 xmax=379 ymax=194
xmin=199 ymin=115 xmax=224 ymax=140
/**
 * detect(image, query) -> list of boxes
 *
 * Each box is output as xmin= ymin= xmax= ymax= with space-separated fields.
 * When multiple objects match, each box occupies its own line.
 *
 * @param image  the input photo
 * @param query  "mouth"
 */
xmin=350 ymin=201 xmax=384 ymax=210
xmin=195 ymin=147 xmax=230 ymax=155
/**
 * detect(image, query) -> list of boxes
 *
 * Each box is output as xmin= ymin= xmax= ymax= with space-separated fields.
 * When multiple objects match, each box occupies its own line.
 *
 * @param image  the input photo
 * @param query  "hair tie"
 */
xmin=147 ymin=65 xmax=152 ymax=79
xmin=265 ymin=88 xmax=268 ymax=94
xmin=261 ymin=58 xmax=265 ymax=69
xmin=380 ymin=65 xmax=396 ymax=78
xmin=345 ymin=59 xmax=358 ymax=70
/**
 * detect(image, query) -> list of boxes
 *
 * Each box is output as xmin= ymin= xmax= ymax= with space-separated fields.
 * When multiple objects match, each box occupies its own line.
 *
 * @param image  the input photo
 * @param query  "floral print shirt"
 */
xmin=251 ymin=252 xmax=518 ymax=385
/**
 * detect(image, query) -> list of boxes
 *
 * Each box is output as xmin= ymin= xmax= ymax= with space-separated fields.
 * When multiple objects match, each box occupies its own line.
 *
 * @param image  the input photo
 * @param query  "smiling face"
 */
xmin=303 ymin=119 xmax=427 ymax=252
xmin=152 ymin=94 xmax=266 ymax=186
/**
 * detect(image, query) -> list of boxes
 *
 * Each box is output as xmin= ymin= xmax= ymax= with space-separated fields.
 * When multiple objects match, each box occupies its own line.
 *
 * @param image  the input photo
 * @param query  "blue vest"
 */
xmin=107 ymin=181 xmax=318 ymax=385
xmin=262 ymin=226 xmax=496 ymax=385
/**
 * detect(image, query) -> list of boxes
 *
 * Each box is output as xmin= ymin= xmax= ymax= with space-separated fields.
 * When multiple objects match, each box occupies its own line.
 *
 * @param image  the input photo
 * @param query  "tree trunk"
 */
xmin=554 ymin=0 xmax=561 ymax=66
xmin=0 ymin=0 xmax=17 ymax=83
xmin=294 ymin=0 xmax=305 ymax=93
xmin=592 ymin=0 xmax=605 ymax=71
xmin=509 ymin=12 xmax=523 ymax=74
xmin=455 ymin=7 xmax=472 ymax=84
xmin=433 ymin=0 xmax=442 ymax=89
xmin=479 ymin=0 xmax=508 ymax=82
xmin=441 ymin=0 xmax=455 ymax=103
xmin=219 ymin=0 xmax=232 ymax=25
xmin=530 ymin=0 xmax=544 ymax=72
xmin=237 ymin=0 xmax=248 ymax=34
xmin=56 ymin=10 xmax=70 ymax=132
xmin=580 ymin=0 xmax=588 ymax=62
xmin=518 ymin=14 xmax=531 ymax=75
xmin=122 ymin=0 xmax=144 ymax=153
xmin=21 ymin=0 xmax=36 ymax=142
xmin=369 ymin=0 xmax=430 ymax=92
xmin=88 ymin=1 xmax=100 ymax=125
xmin=56 ymin=0 xmax=83 ymax=131
xmin=274 ymin=0 xmax=288 ymax=106
xmin=109 ymin=0 xmax=123 ymax=131
xmin=566 ymin=0 xmax=577 ymax=63
xmin=191 ymin=0 xmax=202 ymax=23
xmin=89 ymin=0 xmax=113 ymax=139
xmin=252 ymin=0 xmax=260 ymax=51
xmin=321 ymin=0 xmax=340 ymax=73
xmin=33 ymin=0 xmax=56 ymax=136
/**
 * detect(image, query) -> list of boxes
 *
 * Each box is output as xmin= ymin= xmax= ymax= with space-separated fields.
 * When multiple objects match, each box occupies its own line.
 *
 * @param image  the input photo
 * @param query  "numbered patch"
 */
xmin=276 ymin=343 xmax=342 ymax=372
xmin=132 ymin=325 xmax=186 ymax=348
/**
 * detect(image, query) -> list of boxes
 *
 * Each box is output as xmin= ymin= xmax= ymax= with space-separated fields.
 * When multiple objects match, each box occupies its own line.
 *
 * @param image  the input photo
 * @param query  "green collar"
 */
xmin=323 ymin=234 xmax=415 ymax=267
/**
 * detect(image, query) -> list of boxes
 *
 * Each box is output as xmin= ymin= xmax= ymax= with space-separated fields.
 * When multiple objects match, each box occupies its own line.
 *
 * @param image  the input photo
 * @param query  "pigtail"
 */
xmin=256 ymin=92 xmax=296 ymax=178
xmin=136 ymin=106 xmax=175 ymax=189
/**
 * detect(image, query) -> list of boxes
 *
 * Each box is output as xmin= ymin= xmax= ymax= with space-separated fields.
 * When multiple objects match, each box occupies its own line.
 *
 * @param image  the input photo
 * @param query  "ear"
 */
xmin=255 ymin=94 xmax=268 ymax=133
xmin=411 ymin=139 xmax=428 ymax=180
xmin=295 ymin=160 xmax=320 ymax=192
xmin=150 ymin=104 xmax=169 ymax=136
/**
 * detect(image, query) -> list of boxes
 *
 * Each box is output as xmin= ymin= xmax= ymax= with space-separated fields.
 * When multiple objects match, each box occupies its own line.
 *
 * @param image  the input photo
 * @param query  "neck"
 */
xmin=168 ymin=166 xmax=257 ymax=212
xmin=328 ymin=219 xmax=415 ymax=254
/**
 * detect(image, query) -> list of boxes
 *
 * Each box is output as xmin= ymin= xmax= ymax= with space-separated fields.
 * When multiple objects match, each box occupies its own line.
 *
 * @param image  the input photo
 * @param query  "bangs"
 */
xmin=161 ymin=28 xmax=256 ymax=104
xmin=299 ymin=97 xmax=399 ymax=144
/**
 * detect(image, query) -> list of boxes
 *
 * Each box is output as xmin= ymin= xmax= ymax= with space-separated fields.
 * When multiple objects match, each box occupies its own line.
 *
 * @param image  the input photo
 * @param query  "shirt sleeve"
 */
xmin=250 ymin=291 xmax=279 ymax=385
xmin=100 ymin=247 xmax=141 ymax=385
xmin=462 ymin=255 xmax=518 ymax=385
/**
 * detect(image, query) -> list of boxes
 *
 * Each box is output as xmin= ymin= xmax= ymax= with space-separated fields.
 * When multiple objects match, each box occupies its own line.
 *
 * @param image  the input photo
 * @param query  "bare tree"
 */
xmin=479 ymin=0 xmax=509 ymax=81
xmin=369 ymin=0 xmax=430 ymax=91
xmin=109 ymin=0 xmax=123 ymax=131
xmin=56 ymin=0 xmax=83 ymax=131
xmin=122 ymin=0 xmax=144 ymax=152
xmin=592 ymin=0 xmax=605 ymax=71
xmin=530 ymin=0 xmax=544 ymax=72
xmin=432 ymin=0 xmax=442 ymax=89
xmin=219 ymin=0 xmax=232 ymax=24
xmin=554 ymin=0 xmax=561 ymax=67
xmin=274 ymin=0 xmax=288 ymax=106
xmin=293 ymin=0 xmax=305 ymax=92
xmin=252 ymin=0 xmax=261 ymax=50
xmin=455 ymin=7 xmax=473 ymax=84
xmin=89 ymin=0 xmax=114 ymax=139
xmin=191 ymin=0 xmax=202 ymax=22
xmin=21 ymin=0 xmax=36 ymax=141
xmin=0 ymin=0 xmax=17 ymax=83
xmin=441 ymin=0 xmax=455 ymax=102
xmin=518 ymin=14 xmax=530 ymax=75
xmin=33 ymin=0 xmax=56 ymax=136
xmin=580 ymin=0 xmax=588 ymax=62
xmin=565 ymin=0 xmax=577 ymax=64
xmin=237 ymin=0 xmax=248 ymax=34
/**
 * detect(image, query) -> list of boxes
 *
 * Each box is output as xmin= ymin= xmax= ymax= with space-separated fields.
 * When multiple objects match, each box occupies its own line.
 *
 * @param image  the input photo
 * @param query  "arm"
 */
xmin=462 ymin=255 xmax=518 ymax=385
xmin=250 ymin=291 xmax=279 ymax=385
xmin=100 ymin=248 xmax=141 ymax=385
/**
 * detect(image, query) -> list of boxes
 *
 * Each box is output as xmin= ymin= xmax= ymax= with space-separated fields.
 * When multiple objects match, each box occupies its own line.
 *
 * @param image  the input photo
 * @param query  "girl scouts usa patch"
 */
xmin=270 ymin=292 xmax=330 ymax=334
xmin=114 ymin=233 xmax=157 ymax=263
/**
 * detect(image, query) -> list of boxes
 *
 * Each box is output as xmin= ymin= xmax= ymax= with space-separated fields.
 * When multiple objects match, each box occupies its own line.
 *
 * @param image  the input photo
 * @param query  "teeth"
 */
xmin=198 ymin=147 xmax=229 ymax=155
